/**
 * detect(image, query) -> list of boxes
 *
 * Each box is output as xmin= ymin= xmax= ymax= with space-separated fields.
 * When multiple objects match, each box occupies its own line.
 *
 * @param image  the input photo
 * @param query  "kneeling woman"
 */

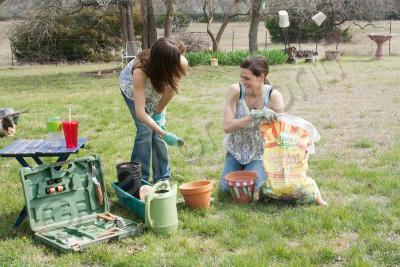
xmin=220 ymin=56 xmax=284 ymax=191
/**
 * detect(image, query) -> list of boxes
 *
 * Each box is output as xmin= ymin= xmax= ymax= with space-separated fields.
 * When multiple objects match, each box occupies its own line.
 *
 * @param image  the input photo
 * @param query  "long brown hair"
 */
xmin=134 ymin=38 xmax=186 ymax=94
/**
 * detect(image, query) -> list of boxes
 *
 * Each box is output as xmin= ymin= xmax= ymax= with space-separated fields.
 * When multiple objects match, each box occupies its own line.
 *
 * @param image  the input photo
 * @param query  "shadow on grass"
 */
xmin=215 ymin=188 xmax=305 ymax=211
xmin=0 ymin=211 xmax=33 ymax=240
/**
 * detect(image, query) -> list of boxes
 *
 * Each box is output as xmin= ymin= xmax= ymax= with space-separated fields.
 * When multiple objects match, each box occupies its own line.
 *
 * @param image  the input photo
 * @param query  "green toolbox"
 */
xmin=19 ymin=155 xmax=143 ymax=252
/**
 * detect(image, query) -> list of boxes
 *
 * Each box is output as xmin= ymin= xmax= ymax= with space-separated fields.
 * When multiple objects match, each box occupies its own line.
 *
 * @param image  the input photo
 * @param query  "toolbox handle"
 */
xmin=50 ymin=160 xmax=75 ymax=175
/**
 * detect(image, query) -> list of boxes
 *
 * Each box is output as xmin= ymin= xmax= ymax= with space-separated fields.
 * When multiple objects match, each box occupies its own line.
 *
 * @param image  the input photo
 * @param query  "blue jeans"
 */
xmin=122 ymin=92 xmax=170 ymax=182
xmin=220 ymin=152 xmax=266 ymax=192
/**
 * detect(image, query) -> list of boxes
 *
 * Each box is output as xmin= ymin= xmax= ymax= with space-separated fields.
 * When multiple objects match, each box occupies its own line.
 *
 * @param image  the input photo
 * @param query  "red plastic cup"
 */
xmin=62 ymin=121 xmax=78 ymax=148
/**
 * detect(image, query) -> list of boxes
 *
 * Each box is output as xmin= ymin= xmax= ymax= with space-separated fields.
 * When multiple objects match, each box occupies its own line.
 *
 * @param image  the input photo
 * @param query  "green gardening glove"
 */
xmin=161 ymin=132 xmax=184 ymax=146
xmin=151 ymin=112 xmax=166 ymax=128
xmin=250 ymin=108 xmax=277 ymax=123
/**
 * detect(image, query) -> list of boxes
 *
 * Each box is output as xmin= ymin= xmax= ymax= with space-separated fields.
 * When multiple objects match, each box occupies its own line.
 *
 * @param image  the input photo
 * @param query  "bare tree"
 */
xmin=118 ymin=0 xmax=135 ymax=44
xmin=79 ymin=0 xmax=138 ymax=44
xmin=141 ymin=0 xmax=157 ymax=48
xmin=267 ymin=0 xmax=396 ymax=50
xmin=163 ymin=0 xmax=175 ymax=37
xmin=203 ymin=0 xmax=250 ymax=51
xmin=3 ymin=0 xmax=145 ymax=46
xmin=267 ymin=0 xmax=396 ymax=29
xmin=248 ymin=0 xmax=268 ymax=52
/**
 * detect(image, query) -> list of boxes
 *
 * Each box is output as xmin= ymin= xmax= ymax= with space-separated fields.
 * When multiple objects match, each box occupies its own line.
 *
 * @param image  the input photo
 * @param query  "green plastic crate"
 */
xmin=112 ymin=180 xmax=152 ymax=221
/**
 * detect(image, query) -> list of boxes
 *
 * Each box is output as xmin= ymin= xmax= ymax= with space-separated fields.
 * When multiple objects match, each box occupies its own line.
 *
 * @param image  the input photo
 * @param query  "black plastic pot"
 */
xmin=116 ymin=161 xmax=142 ymax=198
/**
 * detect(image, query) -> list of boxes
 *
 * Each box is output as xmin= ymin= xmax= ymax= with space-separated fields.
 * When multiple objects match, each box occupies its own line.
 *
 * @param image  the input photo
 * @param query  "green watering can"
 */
xmin=145 ymin=180 xmax=178 ymax=234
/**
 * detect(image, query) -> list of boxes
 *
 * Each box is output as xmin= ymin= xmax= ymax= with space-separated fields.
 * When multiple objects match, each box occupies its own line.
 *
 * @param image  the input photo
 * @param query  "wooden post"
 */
xmin=298 ymin=28 xmax=301 ymax=49
xmin=10 ymin=43 xmax=14 ymax=67
xmin=389 ymin=19 xmax=392 ymax=56
xmin=232 ymin=29 xmax=234 ymax=51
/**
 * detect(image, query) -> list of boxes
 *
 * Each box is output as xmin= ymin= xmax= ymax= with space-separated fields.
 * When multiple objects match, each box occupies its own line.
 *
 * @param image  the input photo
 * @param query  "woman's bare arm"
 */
xmin=223 ymin=84 xmax=253 ymax=133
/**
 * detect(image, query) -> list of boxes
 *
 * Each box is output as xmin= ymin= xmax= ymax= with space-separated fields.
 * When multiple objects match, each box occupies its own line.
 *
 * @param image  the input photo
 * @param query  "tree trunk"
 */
xmin=163 ymin=0 xmax=175 ymax=37
xmin=126 ymin=1 xmax=135 ymax=41
xmin=118 ymin=1 xmax=135 ymax=44
xmin=141 ymin=0 xmax=157 ymax=49
xmin=141 ymin=0 xmax=149 ymax=48
xmin=203 ymin=0 xmax=249 ymax=52
xmin=249 ymin=0 xmax=261 ymax=52
xmin=119 ymin=4 xmax=129 ymax=44
xmin=215 ymin=17 xmax=230 ymax=50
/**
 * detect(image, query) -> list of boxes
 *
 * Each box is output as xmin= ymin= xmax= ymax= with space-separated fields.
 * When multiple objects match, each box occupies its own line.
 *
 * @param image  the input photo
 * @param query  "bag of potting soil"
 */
xmin=259 ymin=114 xmax=322 ymax=204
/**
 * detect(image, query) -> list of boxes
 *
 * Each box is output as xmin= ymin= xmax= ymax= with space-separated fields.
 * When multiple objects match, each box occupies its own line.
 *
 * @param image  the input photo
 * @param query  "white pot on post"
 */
xmin=278 ymin=10 xmax=290 ymax=28
xmin=312 ymin=12 xmax=327 ymax=27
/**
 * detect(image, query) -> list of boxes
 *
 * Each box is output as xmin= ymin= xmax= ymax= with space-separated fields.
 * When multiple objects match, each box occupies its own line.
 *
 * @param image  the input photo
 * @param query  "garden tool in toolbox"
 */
xmin=97 ymin=212 xmax=127 ymax=229
xmin=91 ymin=162 xmax=104 ymax=207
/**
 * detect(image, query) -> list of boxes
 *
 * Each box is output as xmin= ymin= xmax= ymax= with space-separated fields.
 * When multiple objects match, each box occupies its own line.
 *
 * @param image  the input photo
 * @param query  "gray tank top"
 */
xmin=224 ymin=83 xmax=273 ymax=164
xmin=119 ymin=61 xmax=162 ymax=115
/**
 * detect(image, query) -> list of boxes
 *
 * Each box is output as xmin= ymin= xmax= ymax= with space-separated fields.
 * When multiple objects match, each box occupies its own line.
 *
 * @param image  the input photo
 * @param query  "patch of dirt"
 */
xmin=79 ymin=68 xmax=121 ymax=78
xmin=332 ymin=232 xmax=358 ymax=253
xmin=271 ymin=58 xmax=400 ymax=168
xmin=287 ymin=239 xmax=301 ymax=249
xmin=386 ymin=233 xmax=400 ymax=244
xmin=325 ymin=192 xmax=358 ymax=206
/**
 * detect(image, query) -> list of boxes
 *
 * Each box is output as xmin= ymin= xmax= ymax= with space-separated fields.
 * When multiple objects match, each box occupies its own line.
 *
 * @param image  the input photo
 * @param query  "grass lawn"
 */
xmin=0 ymin=57 xmax=399 ymax=266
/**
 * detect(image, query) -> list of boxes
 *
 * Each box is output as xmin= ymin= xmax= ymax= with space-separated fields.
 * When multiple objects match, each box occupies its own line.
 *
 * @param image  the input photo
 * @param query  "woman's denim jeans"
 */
xmin=122 ymin=92 xmax=170 ymax=182
xmin=220 ymin=152 xmax=266 ymax=191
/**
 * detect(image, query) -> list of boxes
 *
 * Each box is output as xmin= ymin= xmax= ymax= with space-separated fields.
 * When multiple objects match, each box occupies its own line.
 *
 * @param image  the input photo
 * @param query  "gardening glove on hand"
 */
xmin=151 ymin=112 xmax=166 ymax=129
xmin=161 ymin=132 xmax=184 ymax=146
xmin=250 ymin=109 xmax=277 ymax=123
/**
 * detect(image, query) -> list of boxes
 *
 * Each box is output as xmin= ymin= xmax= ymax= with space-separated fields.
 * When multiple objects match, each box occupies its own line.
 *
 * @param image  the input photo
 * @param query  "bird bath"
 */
xmin=367 ymin=33 xmax=393 ymax=59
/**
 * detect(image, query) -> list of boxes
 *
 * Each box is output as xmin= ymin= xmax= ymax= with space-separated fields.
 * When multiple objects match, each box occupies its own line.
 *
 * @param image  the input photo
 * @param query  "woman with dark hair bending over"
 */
xmin=119 ymin=38 xmax=188 ymax=183
xmin=220 ymin=56 xmax=284 ymax=192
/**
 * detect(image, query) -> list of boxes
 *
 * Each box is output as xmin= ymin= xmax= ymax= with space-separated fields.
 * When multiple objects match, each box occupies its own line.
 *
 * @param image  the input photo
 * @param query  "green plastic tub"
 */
xmin=112 ymin=180 xmax=152 ymax=221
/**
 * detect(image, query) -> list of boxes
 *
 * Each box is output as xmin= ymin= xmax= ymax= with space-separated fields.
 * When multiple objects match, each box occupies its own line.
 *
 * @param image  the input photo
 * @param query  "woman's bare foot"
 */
xmin=316 ymin=195 xmax=328 ymax=206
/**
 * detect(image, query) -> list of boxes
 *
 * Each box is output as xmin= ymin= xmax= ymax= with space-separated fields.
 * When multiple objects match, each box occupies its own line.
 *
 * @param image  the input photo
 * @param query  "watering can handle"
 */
xmin=153 ymin=179 xmax=171 ymax=192
xmin=145 ymin=186 xmax=154 ymax=229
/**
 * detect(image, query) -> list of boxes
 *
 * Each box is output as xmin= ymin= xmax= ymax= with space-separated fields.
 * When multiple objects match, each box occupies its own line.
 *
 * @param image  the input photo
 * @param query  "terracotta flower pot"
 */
xmin=179 ymin=180 xmax=213 ymax=209
xmin=225 ymin=171 xmax=257 ymax=204
xmin=210 ymin=58 xmax=218 ymax=67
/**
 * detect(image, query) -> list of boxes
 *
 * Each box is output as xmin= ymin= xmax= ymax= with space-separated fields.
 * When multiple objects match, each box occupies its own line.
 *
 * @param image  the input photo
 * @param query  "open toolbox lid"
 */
xmin=19 ymin=155 xmax=110 ymax=232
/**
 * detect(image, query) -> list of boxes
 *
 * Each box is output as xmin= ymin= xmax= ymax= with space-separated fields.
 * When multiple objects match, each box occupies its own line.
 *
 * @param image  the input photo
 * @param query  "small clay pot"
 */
xmin=179 ymin=180 xmax=213 ymax=209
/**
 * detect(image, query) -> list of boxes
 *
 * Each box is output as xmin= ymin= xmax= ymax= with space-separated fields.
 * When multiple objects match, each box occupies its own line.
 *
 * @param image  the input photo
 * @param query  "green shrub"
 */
xmin=185 ymin=49 xmax=287 ymax=66
xmin=265 ymin=13 xmax=352 ymax=44
xmin=266 ymin=18 xmax=327 ymax=43
xmin=10 ymin=7 xmax=122 ymax=63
